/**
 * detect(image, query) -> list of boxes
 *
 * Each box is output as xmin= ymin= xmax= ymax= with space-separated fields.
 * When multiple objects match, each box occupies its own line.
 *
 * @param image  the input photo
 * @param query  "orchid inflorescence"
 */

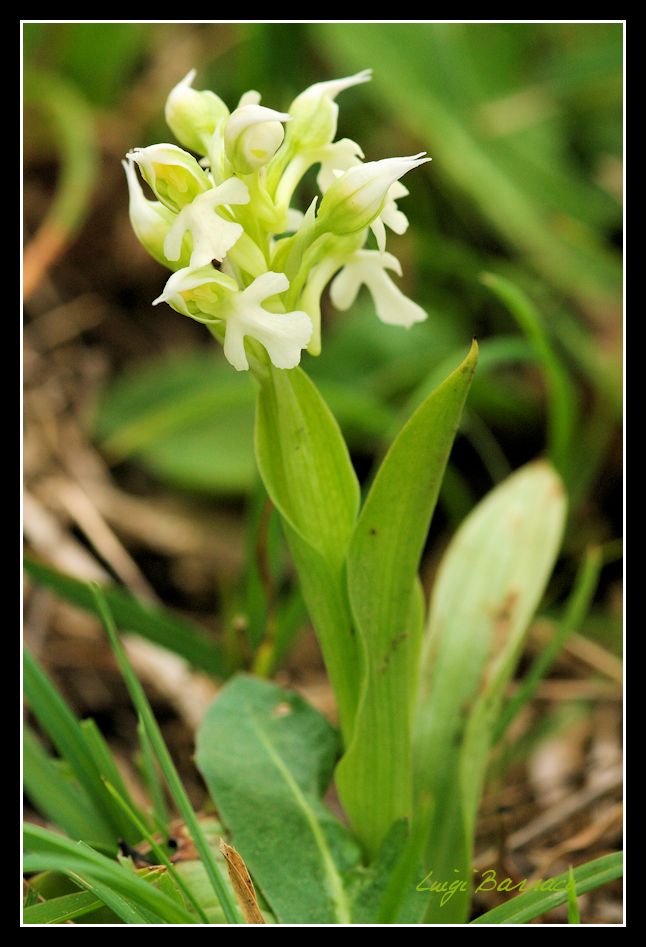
xmin=124 ymin=69 xmax=430 ymax=372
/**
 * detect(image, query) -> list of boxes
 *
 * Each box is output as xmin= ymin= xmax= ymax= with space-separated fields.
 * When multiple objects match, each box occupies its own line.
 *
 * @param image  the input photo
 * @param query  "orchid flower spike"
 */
xmin=125 ymin=68 xmax=431 ymax=372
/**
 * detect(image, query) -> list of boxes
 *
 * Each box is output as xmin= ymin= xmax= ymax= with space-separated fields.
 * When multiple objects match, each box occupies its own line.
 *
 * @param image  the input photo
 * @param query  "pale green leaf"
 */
xmin=413 ymin=460 xmax=567 ymax=922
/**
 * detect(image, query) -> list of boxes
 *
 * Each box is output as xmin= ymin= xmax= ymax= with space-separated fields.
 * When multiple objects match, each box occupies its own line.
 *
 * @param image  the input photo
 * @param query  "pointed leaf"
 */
xmin=337 ymin=342 xmax=477 ymax=856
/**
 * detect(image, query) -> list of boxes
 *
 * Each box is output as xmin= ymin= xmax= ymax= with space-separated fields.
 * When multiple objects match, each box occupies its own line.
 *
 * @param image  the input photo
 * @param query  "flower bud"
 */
xmin=317 ymin=154 xmax=430 ymax=236
xmin=224 ymin=105 xmax=290 ymax=175
xmin=164 ymin=69 xmax=229 ymax=155
xmin=286 ymin=69 xmax=371 ymax=151
xmin=126 ymin=144 xmax=210 ymax=213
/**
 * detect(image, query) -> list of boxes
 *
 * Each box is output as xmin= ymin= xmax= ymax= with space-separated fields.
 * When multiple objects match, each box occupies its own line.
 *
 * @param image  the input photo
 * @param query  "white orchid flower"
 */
xmin=163 ymin=177 xmax=250 ymax=267
xmin=330 ymin=250 xmax=427 ymax=328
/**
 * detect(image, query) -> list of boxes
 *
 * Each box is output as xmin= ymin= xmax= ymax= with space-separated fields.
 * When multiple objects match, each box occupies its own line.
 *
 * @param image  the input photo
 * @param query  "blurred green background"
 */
xmin=24 ymin=22 xmax=623 ymax=656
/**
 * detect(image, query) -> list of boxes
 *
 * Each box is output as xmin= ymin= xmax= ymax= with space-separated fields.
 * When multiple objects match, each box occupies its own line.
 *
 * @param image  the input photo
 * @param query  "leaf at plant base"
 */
xmin=470 ymin=852 xmax=622 ymax=924
xmin=337 ymin=342 xmax=477 ymax=858
xmin=255 ymin=364 xmax=361 ymax=737
xmin=413 ymin=460 xmax=567 ymax=922
xmin=196 ymin=675 xmax=360 ymax=924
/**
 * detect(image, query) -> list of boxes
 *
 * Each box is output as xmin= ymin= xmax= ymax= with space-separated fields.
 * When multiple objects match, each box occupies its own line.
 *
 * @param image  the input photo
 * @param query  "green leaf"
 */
xmin=23 ymin=890 xmax=103 ymax=925
xmin=254 ymin=363 xmax=360 ymax=738
xmin=470 ymin=853 xmax=622 ymax=924
xmin=196 ymin=674 xmax=359 ymax=924
xmin=413 ymin=461 xmax=567 ymax=922
xmin=337 ymin=342 xmax=477 ymax=857
xmin=24 ymin=554 xmax=227 ymax=677
xmin=90 ymin=586 xmax=241 ymax=924
xmin=95 ymin=352 xmax=397 ymax=496
xmin=23 ymin=651 xmax=135 ymax=846
xmin=495 ymin=543 xmax=603 ymax=740
xmin=23 ymin=727 xmax=109 ymax=843
xmin=23 ymin=825 xmax=197 ymax=924
xmin=567 ymin=866 xmax=581 ymax=924
xmin=481 ymin=272 xmax=577 ymax=479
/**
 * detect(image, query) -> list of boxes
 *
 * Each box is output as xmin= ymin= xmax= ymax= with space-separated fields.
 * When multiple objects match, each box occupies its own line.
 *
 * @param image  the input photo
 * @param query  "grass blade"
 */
xmin=89 ymin=584 xmax=241 ymax=924
xmin=102 ymin=778 xmax=210 ymax=923
xmin=23 ymin=727 xmax=109 ymax=844
xmin=567 ymin=866 xmax=581 ymax=924
xmin=23 ymin=650 xmax=135 ymax=845
xmin=470 ymin=852 xmax=622 ymax=924
xmin=23 ymin=824 xmax=197 ymax=924
xmin=136 ymin=717 xmax=170 ymax=836
xmin=495 ymin=544 xmax=603 ymax=740
xmin=23 ymin=890 xmax=103 ymax=924
xmin=24 ymin=554 xmax=227 ymax=676
xmin=481 ymin=272 xmax=577 ymax=480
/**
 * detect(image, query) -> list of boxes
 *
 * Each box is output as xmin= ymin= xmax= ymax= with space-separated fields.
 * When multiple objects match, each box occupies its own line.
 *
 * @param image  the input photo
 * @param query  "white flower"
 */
xmin=165 ymin=69 xmax=229 ymax=155
xmin=292 ymin=69 xmax=373 ymax=108
xmin=316 ymin=138 xmax=364 ymax=194
xmin=163 ymin=177 xmax=250 ymax=267
xmin=330 ymin=250 xmax=427 ymax=328
xmin=153 ymin=268 xmax=312 ymax=371
xmin=317 ymin=153 xmax=430 ymax=237
xmin=152 ymin=264 xmax=237 ymax=322
xmin=224 ymin=104 xmax=291 ymax=174
xmin=126 ymin=144 xmax=210 ymax=213
xmin=122 ymin=159 xmax=182 ymax=269
xmin=287 ymin=70 xmax=372 ymax=152
xmin=370 ymin=181 xmax=411 ymax=253
xmin=221 ymin=272 xmax=312 ymax=371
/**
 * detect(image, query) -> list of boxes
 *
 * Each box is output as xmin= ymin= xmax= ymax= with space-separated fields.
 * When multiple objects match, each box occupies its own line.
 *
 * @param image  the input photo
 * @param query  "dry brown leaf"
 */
xmin=218 ymin=838 xmax=265 ymax=924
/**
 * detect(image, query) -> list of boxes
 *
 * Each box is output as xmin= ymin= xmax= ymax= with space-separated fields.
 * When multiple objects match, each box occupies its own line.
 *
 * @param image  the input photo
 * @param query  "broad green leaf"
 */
xmin=337 ymin=342 xmax=477 ymax=857
xmin=196 ymin=674 xmax=359 ymax=924
xmin=470 ymin=852 xmax=622 ymax=924
xmin=24 ymin=555 xmax=227 ymax=677
xmin=413 ymin=461 xmax=567 ymax=922
xmin=255 ymin=363 xmax=360 ymax=737
xmin=23 ymin=890 xmax=103 ymax=924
